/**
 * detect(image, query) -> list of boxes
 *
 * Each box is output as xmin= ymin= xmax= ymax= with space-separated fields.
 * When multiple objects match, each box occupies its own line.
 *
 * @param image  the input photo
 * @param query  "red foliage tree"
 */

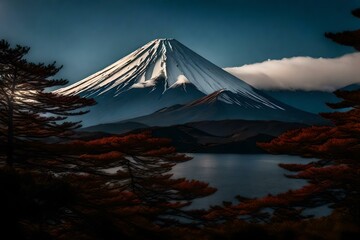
xmin=72 ymin=132 xmax=216 ymax=221
xmin=0 ymin=132 xmax=216 ymax=238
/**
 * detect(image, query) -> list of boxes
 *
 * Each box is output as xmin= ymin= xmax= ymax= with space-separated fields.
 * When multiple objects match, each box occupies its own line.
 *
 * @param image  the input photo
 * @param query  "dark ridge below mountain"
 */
xmin=81 ymin=119 xmax=308 ymax=153
xmin=82 ymin=121 xmax=149 ymax=134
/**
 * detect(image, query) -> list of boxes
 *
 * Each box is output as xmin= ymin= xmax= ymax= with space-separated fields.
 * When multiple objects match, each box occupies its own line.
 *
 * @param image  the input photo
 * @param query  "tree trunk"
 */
xmin=126 ymin=157 xmax=136 ymax=192
xmin=6 ymin=101 xmax=14 ymax=166
xmin=6 ymin=71 xmax=16 ymax=166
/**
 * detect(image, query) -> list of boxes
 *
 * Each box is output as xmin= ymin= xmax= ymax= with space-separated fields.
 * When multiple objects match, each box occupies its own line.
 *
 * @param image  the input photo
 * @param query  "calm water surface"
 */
xmin=172 ymin=154 xmax=315 ymax=210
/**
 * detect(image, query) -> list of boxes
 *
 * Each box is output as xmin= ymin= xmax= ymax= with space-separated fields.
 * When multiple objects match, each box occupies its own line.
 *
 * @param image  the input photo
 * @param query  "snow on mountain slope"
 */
xmin=55 ymin=38 xmax=314 ymax=127
xmin=55 ymin=39 xmax=282 ymax=100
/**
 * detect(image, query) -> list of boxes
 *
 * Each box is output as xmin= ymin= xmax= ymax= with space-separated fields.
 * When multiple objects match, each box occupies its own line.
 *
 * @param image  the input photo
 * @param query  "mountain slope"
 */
xmin=113 ymin=90 xmax=324 ymax=127
xmin=54 ymin=38 xmax=300 ymax=126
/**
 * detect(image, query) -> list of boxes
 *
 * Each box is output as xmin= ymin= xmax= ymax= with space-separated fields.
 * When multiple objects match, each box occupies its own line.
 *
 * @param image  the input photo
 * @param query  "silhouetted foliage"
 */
xmin=0 ymin=39 xmax=95 ymax=166
xmin=325 ymin=8 xmax=360 ymax=51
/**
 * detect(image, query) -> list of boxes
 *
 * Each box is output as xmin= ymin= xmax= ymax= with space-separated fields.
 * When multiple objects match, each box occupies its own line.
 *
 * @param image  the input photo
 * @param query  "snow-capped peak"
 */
xmin=55 ymin=38 xmax=284 ymax=111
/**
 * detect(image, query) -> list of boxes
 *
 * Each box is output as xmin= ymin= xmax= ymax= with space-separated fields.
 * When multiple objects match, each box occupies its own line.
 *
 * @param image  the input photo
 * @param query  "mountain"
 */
xmin=340 ymin=83 xmax=360 ymax=91
xmin=55 ymin=38 xmax=322 ymax=127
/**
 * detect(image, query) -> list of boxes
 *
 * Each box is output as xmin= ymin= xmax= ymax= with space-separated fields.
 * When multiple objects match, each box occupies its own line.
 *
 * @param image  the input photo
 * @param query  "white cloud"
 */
xmin=224 ymin=53 xmax=360 ymax=92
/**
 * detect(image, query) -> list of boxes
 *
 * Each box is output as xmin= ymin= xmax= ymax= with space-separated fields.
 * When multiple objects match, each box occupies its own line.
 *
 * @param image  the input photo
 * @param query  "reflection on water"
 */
xmin=172 ymin=154 xmax=315 ymax=210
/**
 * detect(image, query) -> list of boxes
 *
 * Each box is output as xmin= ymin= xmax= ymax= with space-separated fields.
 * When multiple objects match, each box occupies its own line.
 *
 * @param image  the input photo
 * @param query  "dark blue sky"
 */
xmin=0 ymin=0 xmax=359 ymax=83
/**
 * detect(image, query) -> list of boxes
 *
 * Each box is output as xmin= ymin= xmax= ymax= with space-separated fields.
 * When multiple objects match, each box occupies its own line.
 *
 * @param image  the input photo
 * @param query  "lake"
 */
xmin=172 ymin=153 xmax=328 ymax=215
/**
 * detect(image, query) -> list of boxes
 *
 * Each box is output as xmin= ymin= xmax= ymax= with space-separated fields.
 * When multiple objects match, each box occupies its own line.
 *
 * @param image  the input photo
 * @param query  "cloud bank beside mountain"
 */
xmin=224 ymin=53 xmax=360 ymax=92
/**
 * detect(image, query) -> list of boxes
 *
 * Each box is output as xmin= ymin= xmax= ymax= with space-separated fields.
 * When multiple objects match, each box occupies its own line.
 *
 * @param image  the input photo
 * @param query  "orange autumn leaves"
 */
xmin=259 ymin=126 xmax=359 ymax=159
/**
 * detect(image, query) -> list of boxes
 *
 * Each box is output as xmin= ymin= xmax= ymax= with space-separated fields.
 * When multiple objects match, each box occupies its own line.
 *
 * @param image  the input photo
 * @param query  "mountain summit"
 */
xmin=55 ymin=39 xmax=322 ymax=126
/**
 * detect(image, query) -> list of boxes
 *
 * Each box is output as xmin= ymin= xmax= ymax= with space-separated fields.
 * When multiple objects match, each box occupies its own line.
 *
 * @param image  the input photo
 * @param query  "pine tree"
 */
xmin=0 ymin=40 xmax=95 ymax=166
xmin=325 ymin=9 xmax=360 ymax=51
